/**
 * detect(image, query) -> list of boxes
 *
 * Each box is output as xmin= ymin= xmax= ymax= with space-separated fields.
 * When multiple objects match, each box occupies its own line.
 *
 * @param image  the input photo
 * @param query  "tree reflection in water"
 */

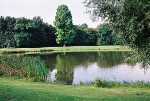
xmin=36 ymin=52 xmax=138 ymax=84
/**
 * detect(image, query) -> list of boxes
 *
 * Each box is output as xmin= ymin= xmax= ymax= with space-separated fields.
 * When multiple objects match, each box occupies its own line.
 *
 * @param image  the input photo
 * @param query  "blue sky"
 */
xmin=0 ymin=0 xmax=103 ymax=28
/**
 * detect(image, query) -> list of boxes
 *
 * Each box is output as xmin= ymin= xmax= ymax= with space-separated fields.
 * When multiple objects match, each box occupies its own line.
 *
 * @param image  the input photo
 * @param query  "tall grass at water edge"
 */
xmin=94 ymin=78 xmax=150 ymax=88
xmin=0 ymin=55 xmax=48 ymax=82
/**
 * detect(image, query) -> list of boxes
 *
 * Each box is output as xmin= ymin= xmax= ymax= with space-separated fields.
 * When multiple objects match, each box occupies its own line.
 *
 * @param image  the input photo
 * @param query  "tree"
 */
xmin=96 ymin=23 xmax=115 ymax=45
xmin=84 ymin=28 xmax=97 ymax=46
xmin=84 ymin=0 xmax=150 ymax=47
xmin=73 ymin=25 xmax=89 ymax=46
xmin=83 ymin=0 xmax=150 ymax=66
xmin=79 ymin=23 xmax=88 ymax=29
xmin=54 ymin=4 xmax=74 ymax=46
xmin=0 ymin=16 xmax=16 ymax=48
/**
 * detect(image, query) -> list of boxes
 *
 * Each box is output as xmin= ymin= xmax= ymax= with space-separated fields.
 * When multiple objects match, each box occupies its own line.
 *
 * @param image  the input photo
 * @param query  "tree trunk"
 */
xmin=63 ymin=44 xmax=65 ymax=47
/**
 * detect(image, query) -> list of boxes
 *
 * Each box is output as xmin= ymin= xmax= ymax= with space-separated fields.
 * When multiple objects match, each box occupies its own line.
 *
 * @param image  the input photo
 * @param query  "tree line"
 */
xmin=0 ymin=16 xmax=57 ymax=48
xmin=0 ymin=15 xmax=121 ymax=48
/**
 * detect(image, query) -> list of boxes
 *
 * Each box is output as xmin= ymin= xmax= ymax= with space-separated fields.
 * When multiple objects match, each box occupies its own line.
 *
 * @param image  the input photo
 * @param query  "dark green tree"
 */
xmin=79 ymin=23 xmax=88 ymax=29
xmin=54 ymin=4 xmax=74 ymax=46
xmin=14 ymin=17 xmax=33 ymax=47
xmin=84 ymin=28 xmax=97 ymax=45
xmin=96 ymin=23 xmax=114 ymax=45
xmin=73 ymin=25 xmax=89 ymax=46
xmin=0 ymin=16 xmax=16 ymax=48
xmin=42 ymin=23 xmax=57 ymax=47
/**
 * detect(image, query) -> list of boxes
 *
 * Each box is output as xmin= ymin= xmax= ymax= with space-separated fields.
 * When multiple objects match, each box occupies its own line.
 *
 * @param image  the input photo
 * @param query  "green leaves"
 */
xmin=0 ymin=16 xmax=57 ymax=48
xmin=84 ymin=0 xmax=150 ymax=66
xmin=54 ymin=5 xmax=74 ymax=46
xmin=96 ymin=23 xmax=115 ymax=45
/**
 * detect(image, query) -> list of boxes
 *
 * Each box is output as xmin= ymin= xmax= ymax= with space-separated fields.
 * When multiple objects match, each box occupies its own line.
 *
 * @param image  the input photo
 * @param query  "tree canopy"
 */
xmin=84 ymin=0 xmax=150 ymax=48
xmin=96 ymin=23 xmax=115 ymax=45
xmin=54 ymin=4 xmax=74 ymax=46
xmin=0 ymin=16 xmax=57 ymax=48
xmin=83 ymin=0 xmax=150 ymax=65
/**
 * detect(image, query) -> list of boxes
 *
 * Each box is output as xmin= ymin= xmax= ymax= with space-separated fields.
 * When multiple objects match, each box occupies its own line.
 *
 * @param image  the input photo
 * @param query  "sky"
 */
xmin=0 ymin=0 xmax=103 ymax=28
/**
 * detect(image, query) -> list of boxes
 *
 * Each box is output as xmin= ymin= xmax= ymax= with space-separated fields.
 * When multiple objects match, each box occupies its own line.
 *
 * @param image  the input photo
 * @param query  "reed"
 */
xmin=0 ymin=55 xmax=48 ymax=82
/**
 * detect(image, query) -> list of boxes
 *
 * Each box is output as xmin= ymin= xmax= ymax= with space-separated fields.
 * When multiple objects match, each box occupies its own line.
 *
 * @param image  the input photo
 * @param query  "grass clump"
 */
xmin=0 ymin=55 xmax=48 ymax=82
xmin=94 ymin=78 xmax=150 ymax=88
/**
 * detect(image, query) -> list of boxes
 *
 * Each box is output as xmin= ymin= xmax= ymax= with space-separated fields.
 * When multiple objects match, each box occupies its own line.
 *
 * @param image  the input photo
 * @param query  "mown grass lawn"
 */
xmin=0 ymin=78 xmax=150 ymax=101
xmin=0 ymin=46 xmax=131 ymax=54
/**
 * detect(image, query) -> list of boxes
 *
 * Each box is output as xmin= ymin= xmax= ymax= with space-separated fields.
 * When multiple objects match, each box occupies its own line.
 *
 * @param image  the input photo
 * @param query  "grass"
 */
xmin=93 ymin=78 xmax=150 ymax=88
xmin=0 ymin=55 xmax=48 ymax=82
xmin=0 ymin=77 xmax=150 ymax=101
xmin=0 ymin=46 xmax=131 ymax=54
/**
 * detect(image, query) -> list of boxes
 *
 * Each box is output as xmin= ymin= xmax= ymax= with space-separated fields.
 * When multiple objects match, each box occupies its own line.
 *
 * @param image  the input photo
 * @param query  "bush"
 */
xmin=94 ymin=78 xmax=108 ymax=87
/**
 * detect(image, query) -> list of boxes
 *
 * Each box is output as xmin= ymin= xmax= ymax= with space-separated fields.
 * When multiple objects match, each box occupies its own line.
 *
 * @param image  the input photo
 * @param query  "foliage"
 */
xmin=83 ymin=0 xmax=150 ymax=66
xmin=78 ymin=23 xmax=88 ymax=29
xmin=94 ymin=78 xmax=108 ymax=87
xmin=73 ymin=25 xmax=89 ymax=45
xmin=0 ymin=15 xmax=123 ymax=47
xmin=96 ymin=23 xmax=115 ymax=45
xmin=94 ymin=78 xmax=150 ymax=88
xmin=0 ymin=55 xmax=48 ymax=82
xmin=0 ymin=16 xmax=57 ymax=48
xmin=84 ymin=28 xmax=97 ymax=45
xmin=54 ymin=5 xmax=74 ymax=46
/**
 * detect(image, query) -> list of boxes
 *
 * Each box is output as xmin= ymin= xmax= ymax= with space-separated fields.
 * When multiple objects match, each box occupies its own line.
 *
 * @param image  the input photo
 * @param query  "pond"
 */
xmin=30 ymin=51 xmax=150 ymax=85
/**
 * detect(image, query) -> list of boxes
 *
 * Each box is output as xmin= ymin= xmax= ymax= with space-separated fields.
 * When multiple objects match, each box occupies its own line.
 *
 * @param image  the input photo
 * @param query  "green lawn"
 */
xmin=0 ymin=78 xmax=150 ymax=101
xmin=0 ymin=46 xmax=131 ymax=54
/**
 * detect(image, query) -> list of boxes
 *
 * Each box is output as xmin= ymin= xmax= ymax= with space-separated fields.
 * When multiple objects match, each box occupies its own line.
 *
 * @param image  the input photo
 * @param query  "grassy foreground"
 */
xmin=0 ymin=46 xmax=131 ymax=54
xmin=0 ymin=78 xmax=150 ymax=101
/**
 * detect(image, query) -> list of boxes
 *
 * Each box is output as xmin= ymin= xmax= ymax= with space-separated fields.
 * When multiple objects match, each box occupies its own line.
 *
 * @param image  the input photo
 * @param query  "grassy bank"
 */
xmin=0 ymin=78 xmax=150 ymax=101
xmin=0 ymin=46 xmax=131 ymax=54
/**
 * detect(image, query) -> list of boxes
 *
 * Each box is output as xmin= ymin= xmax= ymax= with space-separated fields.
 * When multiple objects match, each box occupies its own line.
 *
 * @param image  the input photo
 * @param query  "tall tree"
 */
xmin=54 ymin=4 xmax=74 ymax=46
xmin=83 ymin=0 xmax=150 ymax=48
xmin=83 ymin=0 xmax=150 ymax=66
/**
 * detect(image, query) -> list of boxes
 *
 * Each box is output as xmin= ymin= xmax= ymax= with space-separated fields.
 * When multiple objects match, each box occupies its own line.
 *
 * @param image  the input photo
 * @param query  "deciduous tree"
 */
xmin=83 ymin=0 xmax=150 ymax=65
xmin=54 ymin=4 xmax=74 ymax=46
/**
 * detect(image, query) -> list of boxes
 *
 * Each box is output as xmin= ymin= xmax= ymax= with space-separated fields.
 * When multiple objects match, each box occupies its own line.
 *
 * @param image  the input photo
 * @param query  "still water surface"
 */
xmin=31 ymin=52 xmax=150 ymax=85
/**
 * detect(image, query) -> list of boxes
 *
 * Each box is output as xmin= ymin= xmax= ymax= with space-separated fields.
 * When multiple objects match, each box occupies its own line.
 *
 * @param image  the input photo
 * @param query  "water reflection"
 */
xmin=30 ymin=52 xmax=150 ymax=85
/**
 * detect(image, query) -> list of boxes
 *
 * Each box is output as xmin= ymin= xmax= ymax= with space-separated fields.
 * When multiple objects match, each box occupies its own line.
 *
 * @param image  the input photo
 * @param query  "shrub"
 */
xmin=94 ymin=78 xmax=108 ymax=87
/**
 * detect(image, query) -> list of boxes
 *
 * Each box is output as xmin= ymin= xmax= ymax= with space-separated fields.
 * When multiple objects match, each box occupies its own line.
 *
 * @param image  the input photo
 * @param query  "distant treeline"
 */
xmin=0 ymin=16 xmax=122 ymax=48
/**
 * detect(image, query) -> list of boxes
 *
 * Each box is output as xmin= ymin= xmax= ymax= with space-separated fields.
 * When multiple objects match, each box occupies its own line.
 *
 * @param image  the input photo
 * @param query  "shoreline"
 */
xmin=0 ymin=46 xmax=131 ymax=54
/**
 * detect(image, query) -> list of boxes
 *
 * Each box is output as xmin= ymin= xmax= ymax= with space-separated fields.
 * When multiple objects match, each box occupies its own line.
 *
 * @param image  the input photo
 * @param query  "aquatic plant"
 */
xmin=0 ymin=55 xmax=48 ymax=82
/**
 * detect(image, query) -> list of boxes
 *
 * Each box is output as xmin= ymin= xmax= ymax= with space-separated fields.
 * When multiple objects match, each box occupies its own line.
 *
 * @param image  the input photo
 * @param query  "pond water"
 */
xmin=30 ymin=52 xmax=150 ymax=85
